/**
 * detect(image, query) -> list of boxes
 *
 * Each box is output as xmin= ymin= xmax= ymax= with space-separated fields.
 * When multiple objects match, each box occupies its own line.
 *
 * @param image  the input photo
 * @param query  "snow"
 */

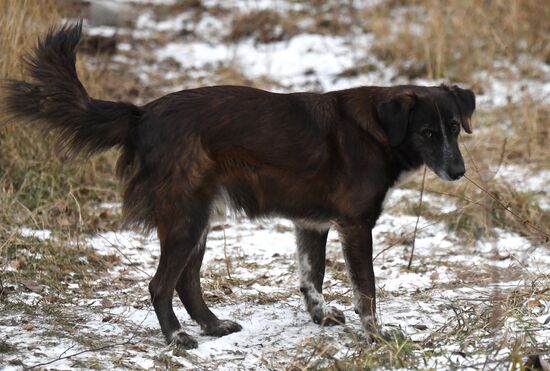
xmin=494 ymin=164 xmax=550 ymax=193
xmin=3 ymin=187 xmax=549 ymax=369
xmin=476 ymin=76 xmax=550 ymax=107
xmin=157 ymin=33 xmax=388 ymax=91
xmin=17 ymin=228 xmax=52 ymax=240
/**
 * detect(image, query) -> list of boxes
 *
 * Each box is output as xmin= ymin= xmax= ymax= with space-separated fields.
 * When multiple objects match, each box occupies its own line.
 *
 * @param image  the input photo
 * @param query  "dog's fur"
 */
xmin=3 ymin=23 xmax=475 ymax=348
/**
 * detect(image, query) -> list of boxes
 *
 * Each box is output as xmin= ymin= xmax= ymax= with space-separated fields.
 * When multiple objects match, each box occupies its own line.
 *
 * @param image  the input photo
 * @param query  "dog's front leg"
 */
xmin=295 ymin=225 xmax=345 ymax=326
xmin=338 ymin=223 xmax=379 ymax=335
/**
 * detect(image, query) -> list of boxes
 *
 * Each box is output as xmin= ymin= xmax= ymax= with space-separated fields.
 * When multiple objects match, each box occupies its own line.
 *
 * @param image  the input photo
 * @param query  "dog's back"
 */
xmin=1 ymin=23 xmax=392 ymax=228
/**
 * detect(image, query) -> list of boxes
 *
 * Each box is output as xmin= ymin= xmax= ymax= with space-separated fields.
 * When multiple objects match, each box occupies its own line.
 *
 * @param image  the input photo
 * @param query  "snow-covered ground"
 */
xmin=86 ymin=0 xmax=550 ymax=104
xmin=2 ymin=185 xmax=549 ymax=369
xmin=1 ymin=1 xmax=549 ymax=370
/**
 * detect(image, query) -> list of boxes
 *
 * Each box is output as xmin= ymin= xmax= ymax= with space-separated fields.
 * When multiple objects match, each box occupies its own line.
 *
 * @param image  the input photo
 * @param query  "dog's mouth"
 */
xmin=428 ymin=166 xmax=464 ymax=182
xmin=436 ymin=171 xmax=453 ymax=181
xmin=435 ymin=170 xmax=465 ymax=181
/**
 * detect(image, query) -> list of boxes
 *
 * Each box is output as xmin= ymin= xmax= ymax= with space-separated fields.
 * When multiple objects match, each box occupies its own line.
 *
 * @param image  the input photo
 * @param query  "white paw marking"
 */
xmin=170 ymin=329 xmax=187 ymax=341
xmin=297 ymin=249 xmax=328 ymax=316
xmin=217 ymin=320 xmax=237 ymax=331
xmin=360 ymin=315 xmax=378 ymax=332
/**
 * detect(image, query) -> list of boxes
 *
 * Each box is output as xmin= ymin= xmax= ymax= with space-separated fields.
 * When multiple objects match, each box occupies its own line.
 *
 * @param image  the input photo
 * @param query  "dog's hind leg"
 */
xmin=149 ymin=206 xmax=210 ymax=349
xmin=176 ymin=232 xmax=242 ymax=337
xmin=296 ymin=225 xmax=345 ymax=326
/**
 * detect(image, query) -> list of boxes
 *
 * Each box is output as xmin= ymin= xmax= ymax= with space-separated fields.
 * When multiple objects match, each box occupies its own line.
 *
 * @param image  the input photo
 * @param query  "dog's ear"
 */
xmin=450 ymin=85 xmax=475 ymax=134
xmin=376 ymin=92 xmax=416 ymax=147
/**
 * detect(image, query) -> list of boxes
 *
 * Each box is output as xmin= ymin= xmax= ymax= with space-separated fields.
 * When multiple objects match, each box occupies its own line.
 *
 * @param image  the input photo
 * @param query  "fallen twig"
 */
xmin=96 ymin=234 xmax=152 ymax=278
xmin=25 ymin=308 xmax=153 ymax=370
xmin=25 ymin=334 xmax=137 ymax=370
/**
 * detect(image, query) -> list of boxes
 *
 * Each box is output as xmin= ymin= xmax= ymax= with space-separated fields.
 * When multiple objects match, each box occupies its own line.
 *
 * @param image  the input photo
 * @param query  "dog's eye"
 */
xmin=422 ymin=129 xmax=434 ymax=138
xmin=450 ymin=122 xmax=460 ymax=134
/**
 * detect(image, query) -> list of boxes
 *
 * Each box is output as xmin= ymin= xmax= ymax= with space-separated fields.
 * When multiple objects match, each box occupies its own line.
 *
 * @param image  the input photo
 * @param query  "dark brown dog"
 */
xmin=3 ymin=23 xmax=475 ymax=348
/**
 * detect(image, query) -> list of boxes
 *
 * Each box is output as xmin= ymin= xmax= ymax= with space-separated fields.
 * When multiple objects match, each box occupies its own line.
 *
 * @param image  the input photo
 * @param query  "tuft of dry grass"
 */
xmin=226 ymin=9 xmax=299 ymax=44
xmin=0 ymin=1 xmax=59 ymax=79
xmin=153 ymin=0 xmax=206 ymax=21
xmin=363 ymin=0 xmax=550 ymax=82
xmin=0 ymin=234 xmax=108 ymax=300
xmin=0 ymin=1 xmax=122 ymax=236
xmin=299 ymin=275 xmax=550 ymax=371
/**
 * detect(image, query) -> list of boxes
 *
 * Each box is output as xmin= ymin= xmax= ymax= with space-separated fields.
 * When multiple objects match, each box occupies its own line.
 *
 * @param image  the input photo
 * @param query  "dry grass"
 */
xmin=363 ymin=0 xmax=550 ymax=81
xmin=0 ymin=1 xmax=61 ymax=79
xmin=287 ymin=276 xmax=550 ymax=370
xmin=0 ymin=234 xmax=109 ymax=301
xmin=395 ymin=175 xmax=550 ymax=246
xmin=0 ymin=3 xmax=125 ymax=327
xmin=0 ymin=1 xmax=122 ymax=236
xmin=226 ymin=9 xmax=299 ymax=44
xmin=153 ymin=0 xmax=206 ymax=20
xmin=469 ymin=100 xmax=550 ymax=169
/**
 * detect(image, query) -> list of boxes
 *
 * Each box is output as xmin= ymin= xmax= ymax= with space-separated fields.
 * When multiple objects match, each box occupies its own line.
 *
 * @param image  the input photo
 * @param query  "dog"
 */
xmin=3 ymin=23 xmax=475 ymax=349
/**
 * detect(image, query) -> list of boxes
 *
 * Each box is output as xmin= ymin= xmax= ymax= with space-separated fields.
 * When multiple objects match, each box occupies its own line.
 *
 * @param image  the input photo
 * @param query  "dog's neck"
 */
xmin=390 ymin=146 xmax=424 ymax=185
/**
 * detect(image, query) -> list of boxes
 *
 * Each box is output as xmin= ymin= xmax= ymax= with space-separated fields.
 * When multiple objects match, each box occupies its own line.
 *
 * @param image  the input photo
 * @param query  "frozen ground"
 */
xmin=2 ymin=184 xmax=549 ymax=370
xmin=1 ymin=0 xmax=549 ymax=370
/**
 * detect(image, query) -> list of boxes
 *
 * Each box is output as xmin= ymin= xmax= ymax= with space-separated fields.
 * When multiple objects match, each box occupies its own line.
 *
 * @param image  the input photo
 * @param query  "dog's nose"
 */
xmin=449 ymin=169 xmax=465 ymax=180
xmin=447 ymin=164 xmax=465 ymax=180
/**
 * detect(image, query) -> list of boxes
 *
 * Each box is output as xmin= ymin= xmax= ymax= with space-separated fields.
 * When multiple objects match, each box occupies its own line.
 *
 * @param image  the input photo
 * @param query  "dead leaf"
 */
xmin=57 ymin=217 xmax=71 ymax=226
xmin=103 ymin=254 xmax=120 ymax=264
xmin=21 ymin=280 xmax=42 ymax=293
xmin=50 ymin=201 xmax=68 ymax=216
xmin=101 ymin=297 xmax=113 ymax=308
xmin=430 ymin=271 xmax=439 ymax=281
xmin=22 ymin=323 xmax=33 ymax=331
xmin=9 ymin=260 xmax=21 ymax=270
xmin=0 ymin=285 xmax=15 ymax=298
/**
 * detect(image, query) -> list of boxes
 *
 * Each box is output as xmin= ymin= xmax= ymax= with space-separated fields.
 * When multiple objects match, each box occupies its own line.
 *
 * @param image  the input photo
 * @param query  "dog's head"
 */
xmin=377 ymin=85 xmax=475 ymax=181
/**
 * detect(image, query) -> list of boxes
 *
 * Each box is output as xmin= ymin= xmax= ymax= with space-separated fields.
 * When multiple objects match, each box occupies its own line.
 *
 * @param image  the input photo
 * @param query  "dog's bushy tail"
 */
xmin=3 ymin=22 xmax=141 ymax=157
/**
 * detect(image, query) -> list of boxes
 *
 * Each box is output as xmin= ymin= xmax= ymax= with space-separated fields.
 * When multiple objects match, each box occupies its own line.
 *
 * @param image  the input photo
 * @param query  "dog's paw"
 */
xmin=360 ymin=317 xmax=405 ymax=344
xmin=378 ymin=328 xmax=406 ymax=342
xmin=360 ymin=315 xmax=378 ymax=331
xmin=312 ymin=306 xmax=346 ymax=326
xmin=365 ymin=328 xmax=406 ymax=344
xmin=170 ymin=329 xmax=198 ymax=349
xmin=360 ymin=315 xmax=380 ymax=342
xmin=203 ymin=320 xmax=242 ymax=337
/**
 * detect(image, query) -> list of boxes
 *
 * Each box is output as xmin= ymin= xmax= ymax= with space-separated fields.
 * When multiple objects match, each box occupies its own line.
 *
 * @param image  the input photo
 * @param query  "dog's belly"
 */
xmin=211 ymin=190 xmax=333 ymax=233
xmin=292 ymin=218 xmax=333 ymax=232
xmin=211 ymin=181 xmax=336 ymax=225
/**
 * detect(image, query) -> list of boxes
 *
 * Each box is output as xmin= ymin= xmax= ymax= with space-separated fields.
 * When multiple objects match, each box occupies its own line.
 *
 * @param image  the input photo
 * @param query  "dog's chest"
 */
xmin=382 ymin=169 xmax=416 ymax=208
